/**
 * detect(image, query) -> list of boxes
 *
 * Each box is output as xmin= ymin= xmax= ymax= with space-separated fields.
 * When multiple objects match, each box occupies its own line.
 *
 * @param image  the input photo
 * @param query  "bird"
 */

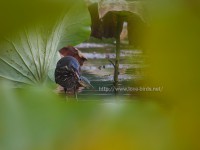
xmin=55 ymin=56 xmax=93 ymax=99
xmin=55 ymin=56 xmax=80 ymax=95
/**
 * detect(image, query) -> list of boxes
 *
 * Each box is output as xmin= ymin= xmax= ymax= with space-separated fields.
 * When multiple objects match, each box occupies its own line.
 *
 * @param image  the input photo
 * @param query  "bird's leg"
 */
xmin=64 ymin=88 xmax=69 ymax=102
xmin=74 ymin=85 xmax=78 ymax=101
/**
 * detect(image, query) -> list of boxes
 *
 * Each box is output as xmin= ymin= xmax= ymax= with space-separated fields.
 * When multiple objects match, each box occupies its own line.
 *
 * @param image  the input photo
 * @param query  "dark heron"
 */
xmin=55 ymin=56 xmax=93 ymax=99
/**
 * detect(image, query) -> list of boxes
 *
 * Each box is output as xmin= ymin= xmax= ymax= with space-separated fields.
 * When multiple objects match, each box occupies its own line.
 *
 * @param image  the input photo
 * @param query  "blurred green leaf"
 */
xmin=0 ymin=80 xmax=173 ymax=150
xmin=0 ymin=0 xmax=88 ymax=38
xmin=0 ymin=0 xmax=91 ymax=85
xmin=0 ymin=79 xmax=199 ymax=150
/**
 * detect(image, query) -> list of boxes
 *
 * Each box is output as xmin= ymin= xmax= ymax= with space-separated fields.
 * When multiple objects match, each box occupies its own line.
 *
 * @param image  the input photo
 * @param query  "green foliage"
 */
xmin=0 ymin=0 xmax=88 ymax=38
xmin=0 ymin=80 xmax=173 ymax=150
xmin=0 ymin=0 xmax=91 ymax=85
xmin=1 ymin=80 xmax=199 ymax=150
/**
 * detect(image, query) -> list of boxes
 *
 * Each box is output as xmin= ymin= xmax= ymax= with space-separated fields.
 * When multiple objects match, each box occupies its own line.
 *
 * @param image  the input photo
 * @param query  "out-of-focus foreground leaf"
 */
xmin=142 ymin=0 xmax=200 ymax=149
xmin=0 ymin=0 xmax=88 ymax=38
xmin=0 ymin=80 xmax=173 ymax=150
xmin=0 ymin=0 xmax=91 ymax=85
xmin=144 ymin=0 xmax=200 ymax=103
xmin=1 ymin=80 xmax=199 ymax=150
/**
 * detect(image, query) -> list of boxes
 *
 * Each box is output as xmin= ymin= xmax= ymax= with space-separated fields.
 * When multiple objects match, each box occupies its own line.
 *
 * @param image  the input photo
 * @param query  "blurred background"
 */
xmin=0 ymin=0 xmax=200 ymax=150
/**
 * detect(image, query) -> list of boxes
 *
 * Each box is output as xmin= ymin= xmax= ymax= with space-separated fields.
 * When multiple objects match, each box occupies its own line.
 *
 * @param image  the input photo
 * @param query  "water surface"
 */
xmin=76 ymin=42 xmax=144 ymax=100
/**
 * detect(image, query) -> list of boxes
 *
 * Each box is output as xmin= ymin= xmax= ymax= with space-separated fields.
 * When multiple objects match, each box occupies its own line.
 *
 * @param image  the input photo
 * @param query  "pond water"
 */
xmin=75 ymin=42 xmax=145 ymax=100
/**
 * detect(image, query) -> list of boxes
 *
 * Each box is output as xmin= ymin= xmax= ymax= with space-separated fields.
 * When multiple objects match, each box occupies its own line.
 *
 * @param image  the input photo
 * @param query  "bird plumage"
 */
xmin=55 ymin=56 xmax=93 ymax=97
xmin=55 ymin=56 xmax=80 ymax=92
